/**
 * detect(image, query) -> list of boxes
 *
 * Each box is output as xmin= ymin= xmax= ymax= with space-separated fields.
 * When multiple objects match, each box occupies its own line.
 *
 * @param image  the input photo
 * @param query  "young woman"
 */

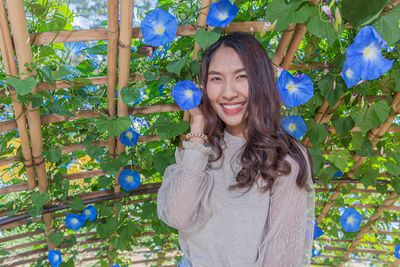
xmin=157 ymin=32 xmax=315 ymax=267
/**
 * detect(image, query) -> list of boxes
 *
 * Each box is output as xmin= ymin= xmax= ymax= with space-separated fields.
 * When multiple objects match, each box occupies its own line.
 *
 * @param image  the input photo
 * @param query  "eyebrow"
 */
xmin=208 ymin=68 xmax=246 ymax=75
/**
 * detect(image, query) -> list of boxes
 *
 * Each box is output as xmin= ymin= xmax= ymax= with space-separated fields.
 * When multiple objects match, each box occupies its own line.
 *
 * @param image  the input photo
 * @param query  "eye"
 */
xmin=210 ymin=76 xmax=221 ymax=81
xmin=237 ymin=74 xmax=247 ymax=79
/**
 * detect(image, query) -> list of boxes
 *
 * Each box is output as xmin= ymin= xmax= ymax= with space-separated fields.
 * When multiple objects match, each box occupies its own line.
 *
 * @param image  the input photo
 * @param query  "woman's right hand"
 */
xmin=188 ymin=105 xmax=206 ymax=133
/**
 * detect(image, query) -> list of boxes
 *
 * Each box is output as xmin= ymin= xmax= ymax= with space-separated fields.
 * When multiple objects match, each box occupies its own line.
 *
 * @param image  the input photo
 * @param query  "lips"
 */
xmin=220 ymin=102 xmax=246 ymax=114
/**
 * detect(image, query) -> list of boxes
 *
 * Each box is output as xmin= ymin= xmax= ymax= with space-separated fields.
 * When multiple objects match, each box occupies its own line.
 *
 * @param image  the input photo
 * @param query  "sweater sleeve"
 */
xmin=156 ymin=141 xmax=214 ymax=233
xmin=256 ymin=146 xmax=315 ymax=267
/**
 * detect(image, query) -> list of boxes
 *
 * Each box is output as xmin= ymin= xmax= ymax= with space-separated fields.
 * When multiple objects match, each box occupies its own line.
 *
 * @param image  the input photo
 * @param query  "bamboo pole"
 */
xmin=280 ymin=23 xmax=307 ymax=70
xmin=5 ymin=0 xmax=53 ymax=250
xmin=5 ymin=0 xmax=47 ymax=193
xmin=179 ymin=0 xmax=211 ymax=150
xmin=0 ymin=103 xmax=181 ymax=133
xmin=107 ymin=0 xmax=119 ymax=159
xmin=115 ymin=0 xmax=134 ymax=195
xmin=272 ymin=23 xmax=296 ymax=68
xmin=0 ymin=0 xmax=36 ymax=189
xmin=28 ymin=22 xmax=276 ymax=45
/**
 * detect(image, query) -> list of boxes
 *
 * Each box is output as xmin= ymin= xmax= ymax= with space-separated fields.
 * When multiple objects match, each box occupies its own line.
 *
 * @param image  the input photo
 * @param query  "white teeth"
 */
xmin=222 ymin=102 xmax=245 ymax=109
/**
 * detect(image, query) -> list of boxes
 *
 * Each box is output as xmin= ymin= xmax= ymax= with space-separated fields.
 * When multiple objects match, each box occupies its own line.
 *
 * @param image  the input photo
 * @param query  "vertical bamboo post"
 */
xmin=5 ymin=0 xmax=48 ymax=193
xmin=0 ymin=0 xmax=36 ymax=189
xmin=271 ymin=23 xmax=296 ymax=69
xmin=107 ymin=0 xmax=119 ymax=159
xmin=280 ymin=23 xmax=307 ymax=70
xmin=179 ymin=0 xmax=211 ymax=148
xmin=5 ymin=0 xmax=54 ymax=250
xmin=115 ymin=0 xmax=134 ymax=189
xmin=109 ymin=1 xmax=133 ymax=264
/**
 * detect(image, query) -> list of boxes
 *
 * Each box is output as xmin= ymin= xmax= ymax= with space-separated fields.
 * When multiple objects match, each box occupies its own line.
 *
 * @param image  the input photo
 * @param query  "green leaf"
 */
xmin=31 ymin=191 xmax=50 ymax=207
xmin=359 ymin=169 xmax=378 ymax=188
xmin=351 ymin=132 xmax=373 ymax=157
xmin=86 ymin=145 xmax=104 ymax=159
xmin=376 ymin=184 xmax=388 ymax=194
xmin=190 ymin=60 xmax=201 ymax=76
xmin=97 ymin=216 xmax=118 ymax=239
xmin=100 ymin=154 xmax=130 ymax=176
xmin=143 ymin=71 xmax=160 ymax=81
xmin=391 ymin=178 xmax=400 ymax=195
xmin=306 ymin=119 xmax=329 ymax=146
xmin=43 ymin=148 xmax=62 ymax=163
xmin=391 ymin=61 xmax=400 ymax=92
xmin=373 ymin=5 xmax=400 ymax=45
xmin=98 ymin=176 xmax=113 ymax=189
xmin=154 ymin=150 xmax=176 ymax=175
xmin=63 ymin=235 xmax=77 ymax=246
xmin=48 ymin=13 xmax=67 ymax=31
xmin=166 ymin=53 xmax=189 ymax=76
xmin=359 ymin=101 xmax=390 ymax=134
xmin=265 ymin=0 xmax=312 ymax=31
xmin=328 ymin=150 xmax=351 ymax=172
xmin=386 ymin=152 xmax=400 ymax=176
xmin=332 ymin=116 xmax=355 ymax=137
xmin=306 ymin=8 xmax=338 ymax=45
xmin=136 ymin=150 xmax=154 ymax=170
xmin=120 ymin=86 xmax=141 ymax=105
xmin=6 ymin=77 xmax=37 ymax=96
xmin=48 ymin=101 xmax=75 ymax=117
xmin=154 ymin=114 xmax=190 ymax=140
xmin=195 ymin=29 xmax=221 ymax=49
xmin=342 ymin=0 xmax=390 ymax=28
xmin=319 ymin=77 xmax=346 ymax=108
xmin=95 ymin=116 xmax=131 ymax=138
xmin=81 ymin=44 xmax=108 ymax=55
xmin=100 ymin=205 xmax=114 ymax=217
xmin=49 ymin=231 xmax=64 ymax=247
xmin=52 ymin=66 xmax=72 ymax=81
xmin=68 ymin=196 xmax=85 ymax=211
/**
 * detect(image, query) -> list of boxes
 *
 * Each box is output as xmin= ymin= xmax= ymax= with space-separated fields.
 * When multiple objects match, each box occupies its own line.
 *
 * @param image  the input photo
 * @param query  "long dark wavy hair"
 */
xmin=199 ymin=32 xmax=314 ymax=194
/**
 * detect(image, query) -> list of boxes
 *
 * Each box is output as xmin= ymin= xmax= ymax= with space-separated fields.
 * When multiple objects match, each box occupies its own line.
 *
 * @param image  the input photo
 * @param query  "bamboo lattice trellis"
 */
xmin=0 ymin=0 xmax=399 ymax=266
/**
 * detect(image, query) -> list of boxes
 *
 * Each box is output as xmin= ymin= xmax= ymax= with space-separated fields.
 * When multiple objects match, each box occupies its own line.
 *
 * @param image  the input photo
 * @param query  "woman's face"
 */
xmin=206 ymin=46 xmax=249 ymax=137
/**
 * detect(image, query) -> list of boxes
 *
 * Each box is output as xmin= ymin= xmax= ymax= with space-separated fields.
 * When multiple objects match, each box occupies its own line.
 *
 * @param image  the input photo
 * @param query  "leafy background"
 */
xmin=0 ymin=0 xmax=399 ymax=266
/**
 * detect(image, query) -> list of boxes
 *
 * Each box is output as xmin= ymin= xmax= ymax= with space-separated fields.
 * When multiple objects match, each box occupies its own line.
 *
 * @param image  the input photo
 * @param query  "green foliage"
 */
xmin=342 ymin=0 xmax=390 ymax=28
xmin=68 ymin=196 xmax=85 ymax=211
xmin=195 ymin=29 xmax=221 ymax=49
xmin=95 ymin=116 xmax=131 ymax=138
xmin=155 ymin=114 xmax=190 ymax=140
xmin=5 ymin=77 xmax=37 ymax=95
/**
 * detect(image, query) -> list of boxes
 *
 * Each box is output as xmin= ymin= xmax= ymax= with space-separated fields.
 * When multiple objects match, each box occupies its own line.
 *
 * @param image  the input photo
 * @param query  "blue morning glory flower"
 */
xmin=313 ymin=222 xmax=325 ymax=239
xmin=111 ymin=265 xmax=120 ymax=267
xmin=159 ymin=84 xmax=164 ymax=96
xmin=281 ymin=115 xmax=307 ymax=140
xmin=395 ymin=244 xmax=400 ymax=259
xmin=80 ymin=205 xmax=97 ymax=222
xmin=65 ymin=214 xmax=84 ymax=231
xmin=344 ymin=25 xmax=393 ymax=81
xmin=339 ymin=207 xmax=362 ymax=232
xmin=277 ymin=70 xmax=314 ymax=107
xmin=341 ymin=61 xmax=361 ymax=88
xmin=312 ymin=249 xmax=321 ymax=257
xmin=48 ymin=249 xmax=62 ymax=267
xmin=207 ymin=0 xmax=239 ymax=27
xmin=172 ymin=80 xmax=202 ymax=110
xmin=141 ymin=8 xmax=178 ymax=46
xmin=333 ymin=170 xmax=343 ymax=178
xmin=118 ymin=169 xmax=141 ymax=191
xmin=119 ymin=127 xmax=140 ymax=147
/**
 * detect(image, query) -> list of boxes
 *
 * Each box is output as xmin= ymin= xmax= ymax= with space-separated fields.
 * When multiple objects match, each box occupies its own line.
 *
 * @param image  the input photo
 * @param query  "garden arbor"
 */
xmin=0 ymin=0 xmax=400 ymax=266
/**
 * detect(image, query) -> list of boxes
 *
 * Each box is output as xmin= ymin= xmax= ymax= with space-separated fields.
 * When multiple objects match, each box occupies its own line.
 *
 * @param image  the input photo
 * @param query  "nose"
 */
xmin=221 ymin=79 xmax=239 ymax=100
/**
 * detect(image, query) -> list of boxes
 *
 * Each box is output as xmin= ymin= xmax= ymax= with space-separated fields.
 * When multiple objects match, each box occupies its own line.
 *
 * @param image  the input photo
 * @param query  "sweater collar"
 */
xmin=223 ymin=129 xmax=246 ymax=147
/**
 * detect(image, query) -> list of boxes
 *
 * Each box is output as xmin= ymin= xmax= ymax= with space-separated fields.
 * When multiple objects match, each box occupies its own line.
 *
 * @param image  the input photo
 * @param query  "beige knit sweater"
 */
xmin=157 ymin=129 xmax=315 ymax=267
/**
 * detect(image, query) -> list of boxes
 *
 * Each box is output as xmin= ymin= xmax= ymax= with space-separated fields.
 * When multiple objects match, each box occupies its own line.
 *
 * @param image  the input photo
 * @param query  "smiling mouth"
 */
xmin=221 ymin=102 xmax=246 ymax=109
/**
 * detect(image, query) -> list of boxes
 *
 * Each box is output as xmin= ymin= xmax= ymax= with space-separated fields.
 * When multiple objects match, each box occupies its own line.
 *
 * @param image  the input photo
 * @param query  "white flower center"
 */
xmin=72 ymin=218 xmax=79 ymax=225
xmin=218 ymin=12 xmax=228 ymax=21
xmin=53 ymin=254 xmax=59 ymax=261
xmin=127 ymin=176 xmax=133 ymax=182
xmin=345 ymin=68 xmax=354 ymax=78
xmin=289 ymin=124 xmax=296 ymax=131
xmin=155 ymin=24 xmax=165 ymax=34
xmin=127 ymin=132 xmax=133 ymax=139
xmin=85 ymin=209 xmax=91 ymax=215
xmin=286 ymin=82 xmax=298 ymax=93
xmin=363 ymin=43 xmax=379 ymax=61
xmin=185 ymin=90 xmax=193 ymax=98
xmin=347 ymin=216 xmax=355 ymax=224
